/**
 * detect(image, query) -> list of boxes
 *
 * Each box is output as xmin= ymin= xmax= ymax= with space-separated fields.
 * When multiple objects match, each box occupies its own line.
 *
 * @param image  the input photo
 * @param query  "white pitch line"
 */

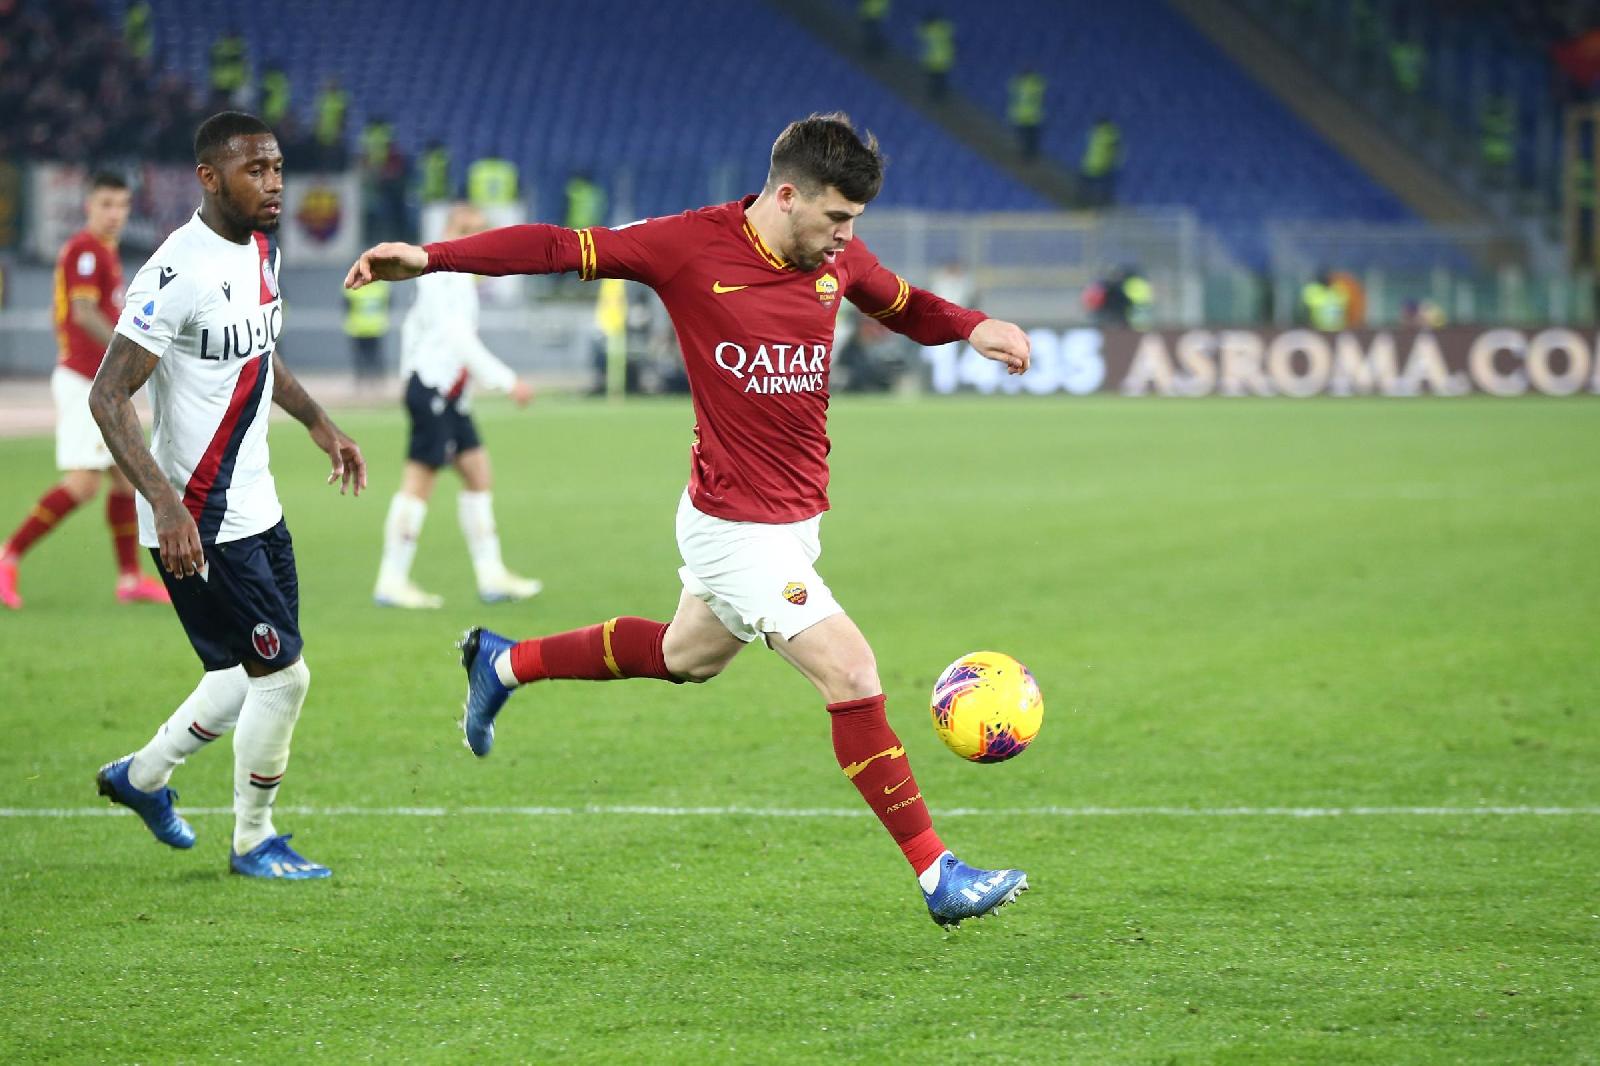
xmin=1 ymin=804 xmax=1598 ymax=818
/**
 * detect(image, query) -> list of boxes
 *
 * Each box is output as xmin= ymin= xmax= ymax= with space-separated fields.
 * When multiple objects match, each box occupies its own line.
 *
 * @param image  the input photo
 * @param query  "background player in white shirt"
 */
xmin=373 ymin=203 xmax=541 ymax=609
xmin=87 ymin=112 xmax=366 ymax=880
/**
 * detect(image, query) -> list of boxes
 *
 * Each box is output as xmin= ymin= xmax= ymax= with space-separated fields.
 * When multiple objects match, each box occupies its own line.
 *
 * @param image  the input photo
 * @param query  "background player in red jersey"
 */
xmin=0 ymin=172 xmax=170 ymax=610
xmin=346 ymin=113 xmax=1034 ymax=926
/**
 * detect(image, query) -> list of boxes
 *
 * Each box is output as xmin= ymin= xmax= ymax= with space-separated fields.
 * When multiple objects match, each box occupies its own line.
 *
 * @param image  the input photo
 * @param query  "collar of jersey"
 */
xmin=737 ymin=197 xmax=793 ymax=273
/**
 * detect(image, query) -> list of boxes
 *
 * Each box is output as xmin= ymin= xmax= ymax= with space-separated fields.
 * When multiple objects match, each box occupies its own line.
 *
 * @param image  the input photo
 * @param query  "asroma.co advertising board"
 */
xmin=923 ymin=327 xmax=1600 ymax=397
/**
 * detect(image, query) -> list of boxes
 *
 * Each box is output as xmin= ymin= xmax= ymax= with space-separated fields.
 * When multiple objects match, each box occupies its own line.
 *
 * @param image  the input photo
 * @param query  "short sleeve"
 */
xmin=66 ymin=242 xmax=102 ymax=301
xmin=113 ymin=258 xmax=194 ymax=358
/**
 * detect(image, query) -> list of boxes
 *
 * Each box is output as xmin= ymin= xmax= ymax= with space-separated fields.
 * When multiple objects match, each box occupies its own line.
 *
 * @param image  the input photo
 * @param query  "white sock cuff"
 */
xmin=458 ymin=490 xmax=494 ymax=527
xmin=198 ymin=665 xmax=250 ymax=713
xmin=387 ymin=492 xmax=428 ymax=530
xmin=250 ymin=658 xmax=311 ymax=704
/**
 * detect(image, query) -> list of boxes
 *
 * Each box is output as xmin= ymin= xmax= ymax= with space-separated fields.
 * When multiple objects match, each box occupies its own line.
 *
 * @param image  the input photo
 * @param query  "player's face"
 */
xmin=782 ymin=185 xmax=864 ymax=272
xmin=208 ymin=134 xmax=285 ymax=233
xmin=85 ymin=188 xmax=131 ymax=242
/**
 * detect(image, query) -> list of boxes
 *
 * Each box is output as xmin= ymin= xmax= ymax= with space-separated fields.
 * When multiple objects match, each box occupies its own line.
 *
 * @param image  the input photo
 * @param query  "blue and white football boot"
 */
xmin=229 ymin=834 xmax=331 ymax=879
xmin=458 ymin=626 xmax=515 ymax=757
xmin=95 ymin=755 xmax=196 ymax=849
xmin=922 ymin=851 xmax=1029 ymax=927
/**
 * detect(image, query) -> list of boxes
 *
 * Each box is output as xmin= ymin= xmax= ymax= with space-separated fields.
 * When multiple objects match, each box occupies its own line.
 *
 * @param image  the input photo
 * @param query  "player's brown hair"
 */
xmin=89 ymin=171 xmax=128 ymax=192
xmin=766 ymin=112 xmax=885 ymax=204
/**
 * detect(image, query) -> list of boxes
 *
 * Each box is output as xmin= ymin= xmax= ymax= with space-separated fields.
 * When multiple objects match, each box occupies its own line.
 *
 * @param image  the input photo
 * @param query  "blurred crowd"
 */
xmin=0 ymin=0 xmax=208 ymax=163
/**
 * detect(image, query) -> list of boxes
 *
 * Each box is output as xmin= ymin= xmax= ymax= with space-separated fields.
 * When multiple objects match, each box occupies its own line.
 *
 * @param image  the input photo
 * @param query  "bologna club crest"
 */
xmin=783 ymin=582 xmax=808 ymax=606
xmin=251 ymin=622 xmax=282 ymax=660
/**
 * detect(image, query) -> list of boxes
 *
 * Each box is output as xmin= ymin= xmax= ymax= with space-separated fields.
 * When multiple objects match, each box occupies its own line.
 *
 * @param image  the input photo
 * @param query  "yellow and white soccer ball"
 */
xmin=930 ymin=651 xmax=1043 ymax=762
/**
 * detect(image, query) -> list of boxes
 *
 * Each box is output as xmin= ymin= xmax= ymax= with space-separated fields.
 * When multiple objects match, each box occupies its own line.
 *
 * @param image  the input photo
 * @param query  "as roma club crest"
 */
xmin=783 ymin=582 xmax=809 ymax=606
xmin=251 ymin=622 xmax=282 ymax=660
xmin=295 ymin=185 xmax=342 ymax=242
xmin=815 ymin=273 xmax=839 ymax=305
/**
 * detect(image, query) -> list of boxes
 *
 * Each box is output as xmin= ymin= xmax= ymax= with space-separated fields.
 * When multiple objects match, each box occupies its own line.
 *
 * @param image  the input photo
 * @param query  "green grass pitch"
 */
xmin=1 ymin=393 xmax=1596 ymax=1063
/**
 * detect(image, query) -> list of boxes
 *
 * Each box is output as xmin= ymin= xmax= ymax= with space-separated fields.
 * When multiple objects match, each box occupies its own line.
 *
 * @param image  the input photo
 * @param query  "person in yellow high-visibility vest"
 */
xmin=1301 ymin=270 xmax=1350 ymax=331
xmin=259 ymin=63 xmax=291 ymax=127
xmin=1079 ymin=116 xmax=1123 ymax=207
xmin=564 ymin=172 xmax=607 ymax=230
xmin=467 ymin=158 xmax=519 ymax=207
xmin=344 ymin=279 xmax=391 ymax=385
xmin=1008 ymin=69 xmax=1045 ymax=161
xmin=594 ymin=277 xmax=629 ymax=398
xmin=313 ymin=77 xmax=349 ymax=168
xmin=858 ymin=0 xmax=890 ymax=57
xmin=124 ymin=2 xmax=153 ymax=63
xmin=918 ymin=14 xmax=955 ymax=100
xmin=209 ymin=27 xmax=247 ymax=100
xmin=419 ymin=141 xmax=452 ymax=203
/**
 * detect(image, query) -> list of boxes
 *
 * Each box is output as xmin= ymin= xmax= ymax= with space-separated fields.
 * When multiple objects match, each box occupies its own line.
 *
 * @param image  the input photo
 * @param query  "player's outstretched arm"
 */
xmin=344 ymin=242 xmax=428 ymax=289
xmin=270 ymin=351 xmax=367 ymax=496
xmin=969 ymin=319 xmax=1032 ymax=375
xmin=88 ymin=335 xmax=204 ymax=577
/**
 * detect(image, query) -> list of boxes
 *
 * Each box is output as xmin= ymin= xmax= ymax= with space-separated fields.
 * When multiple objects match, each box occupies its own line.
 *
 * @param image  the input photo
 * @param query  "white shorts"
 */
xmin=52 ymin=366 xmax=114 ymax=471
xmin=675 ymin=491 xmax=844 ymax=644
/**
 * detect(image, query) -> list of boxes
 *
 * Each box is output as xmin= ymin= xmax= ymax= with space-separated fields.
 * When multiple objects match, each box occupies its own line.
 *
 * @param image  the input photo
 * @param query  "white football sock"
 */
xmin=376 ymin=492 xmax=428 ymax=589
xmin=458 ymin=490 xmax=507 ymax=586
xmin=494 ymin=649 xmax=520 ymax=689
xmin=917 ymin=852 xmax=951 ymax=893
xmin=128 ymin=666 xmax=250 ymax=792
xmin=232 ymin=658 xmax=310 ymax=855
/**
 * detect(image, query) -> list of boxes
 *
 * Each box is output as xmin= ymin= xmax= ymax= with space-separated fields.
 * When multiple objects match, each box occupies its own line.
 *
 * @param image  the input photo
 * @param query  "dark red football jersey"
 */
xmin=425 ymin=197 xmax=985 ymax=523
xmin=54 ymin=230 xmax=124 ymax=378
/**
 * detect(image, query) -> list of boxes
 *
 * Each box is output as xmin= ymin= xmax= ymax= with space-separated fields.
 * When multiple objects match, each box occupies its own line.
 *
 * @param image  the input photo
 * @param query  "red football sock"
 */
xmin=829 ymin=694 xmax=946 ymax=874
xmin=106 ymin=490 xmax=140 ymax=575
xmin=508 ymin=616 xmax=681 ymax=683
xmin=3 ymin=486 xmax=81 ymax=559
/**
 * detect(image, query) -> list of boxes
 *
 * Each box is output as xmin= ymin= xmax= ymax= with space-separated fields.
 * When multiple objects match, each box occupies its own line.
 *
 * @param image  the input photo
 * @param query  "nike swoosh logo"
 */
xmin=842 ymin=745 xmax=905 ymax=780
xmin=712 ymin=281 xmax=748 ymax=294
xmin=883 ymin=777 xmax=912 ymax=796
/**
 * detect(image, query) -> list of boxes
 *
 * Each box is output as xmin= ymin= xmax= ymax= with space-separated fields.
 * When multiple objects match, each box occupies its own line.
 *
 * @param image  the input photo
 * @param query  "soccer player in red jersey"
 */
xmin=346 ymin=114 xmax=1033 ymax=926
xmin=0 ymin=172 xmax=169 ymax=610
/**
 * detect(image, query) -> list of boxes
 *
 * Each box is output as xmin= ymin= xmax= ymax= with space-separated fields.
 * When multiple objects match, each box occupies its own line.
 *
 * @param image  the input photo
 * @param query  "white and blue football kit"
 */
xmin=114 ymin=212 xmax=300 ymax=669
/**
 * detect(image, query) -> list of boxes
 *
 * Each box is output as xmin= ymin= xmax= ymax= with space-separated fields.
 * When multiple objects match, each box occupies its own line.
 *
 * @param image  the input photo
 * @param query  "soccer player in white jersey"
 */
xmin=373 ymin=203 xmax=542 ymax=609
xmin=88 ymin=112 xmax=366 ymax=880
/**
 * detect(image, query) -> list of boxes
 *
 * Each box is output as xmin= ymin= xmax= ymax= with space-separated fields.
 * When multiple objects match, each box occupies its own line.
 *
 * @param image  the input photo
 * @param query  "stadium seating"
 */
xmin=864 ymin=0 xmax=1421 ymax=263
xmin=104 ymin=0 xmax=1052 ymax=220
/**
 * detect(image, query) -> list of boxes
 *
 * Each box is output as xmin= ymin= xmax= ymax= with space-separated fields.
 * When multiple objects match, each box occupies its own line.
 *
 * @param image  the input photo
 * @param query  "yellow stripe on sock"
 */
xmin=841 ymin=745 xmax=905 ymax=780
xmin=601 ymin=617 xmax=623 ymax=678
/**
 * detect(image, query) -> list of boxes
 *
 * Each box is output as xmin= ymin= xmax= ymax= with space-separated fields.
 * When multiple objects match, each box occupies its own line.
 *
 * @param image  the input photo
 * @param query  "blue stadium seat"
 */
xmin=108 ymin=0 xmax=1050 ymax=222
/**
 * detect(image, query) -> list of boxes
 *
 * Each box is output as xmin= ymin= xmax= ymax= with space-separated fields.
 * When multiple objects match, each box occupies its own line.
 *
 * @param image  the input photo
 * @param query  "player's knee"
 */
xmin=834 ymin=657 xmax=881 ymax=702
xmin=263 ymin=657 xmax=311 ymax=702
xmin=62 ymin=471 xmax=102 ymax=502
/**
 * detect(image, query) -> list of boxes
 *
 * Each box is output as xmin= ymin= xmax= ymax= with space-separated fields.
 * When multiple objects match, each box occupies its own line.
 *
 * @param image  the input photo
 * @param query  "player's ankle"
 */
xmin=493 ymin=649 xmax=520 ymax=688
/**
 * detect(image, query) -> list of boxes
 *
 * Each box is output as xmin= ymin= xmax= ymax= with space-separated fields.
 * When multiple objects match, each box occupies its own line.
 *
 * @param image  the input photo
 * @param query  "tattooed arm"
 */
xmin=271 ymin=350 xmax=367 ymax=496
xmin=88 ymin=335 xmax=204 ymax=577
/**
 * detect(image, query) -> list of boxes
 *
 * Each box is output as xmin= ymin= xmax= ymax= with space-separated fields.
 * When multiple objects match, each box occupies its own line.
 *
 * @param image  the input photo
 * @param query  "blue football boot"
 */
xmin=922 ymin=851 xmax=1029 ymax=927
xmin=229 ymin=834 xmax=331 ymax=879
xmin=458 ymin=626 xmax=515 ymax=757
xmin=95 ymin=755 xmax=196 ymax=849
